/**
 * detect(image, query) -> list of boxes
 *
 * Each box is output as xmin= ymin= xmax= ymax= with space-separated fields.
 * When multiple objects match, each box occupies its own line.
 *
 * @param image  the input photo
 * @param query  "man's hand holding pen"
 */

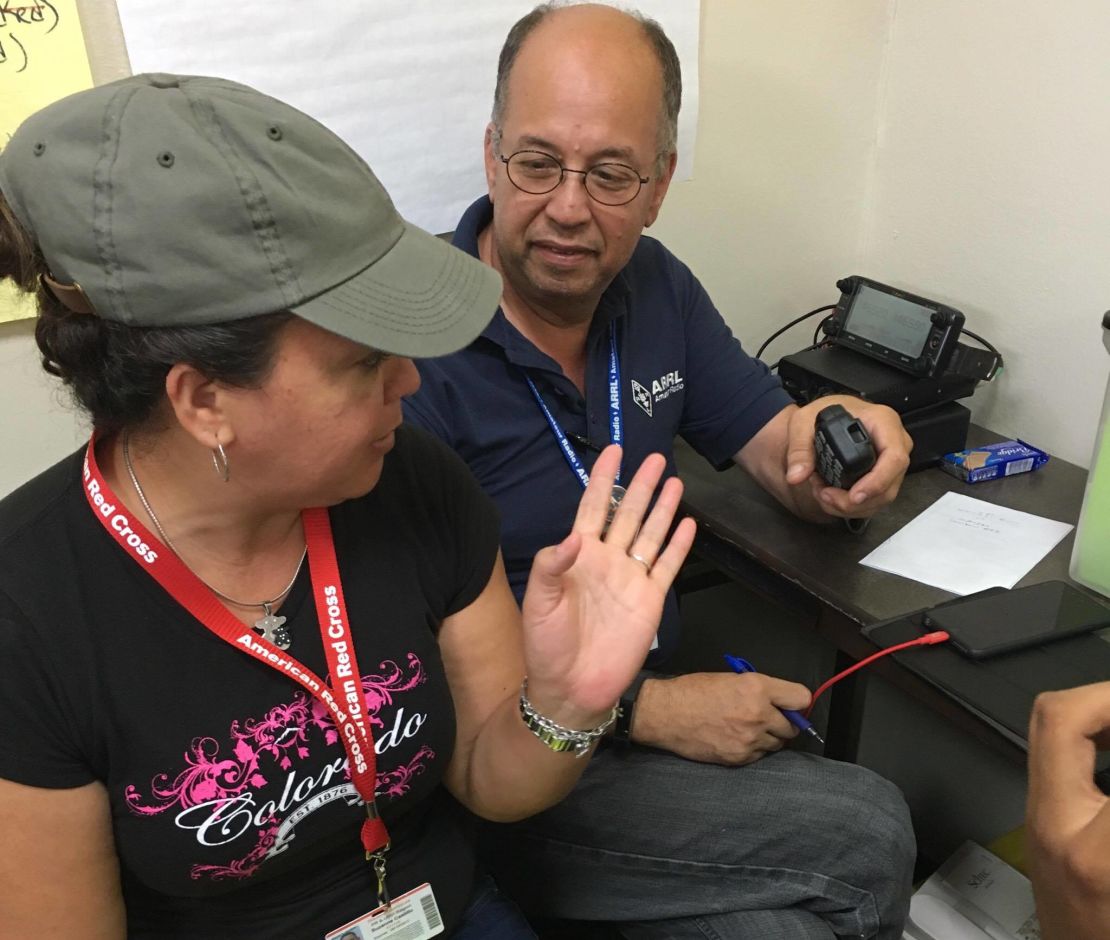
xmin=629 ymin=671 xmax=814 ymax=765
xmin=725 ymin=655 xmax=824 ymax=745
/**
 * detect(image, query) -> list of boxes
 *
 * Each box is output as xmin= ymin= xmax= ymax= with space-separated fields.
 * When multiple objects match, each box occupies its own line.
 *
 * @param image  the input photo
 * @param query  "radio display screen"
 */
xmin=843 ymin=283 xmax=933 ymax=357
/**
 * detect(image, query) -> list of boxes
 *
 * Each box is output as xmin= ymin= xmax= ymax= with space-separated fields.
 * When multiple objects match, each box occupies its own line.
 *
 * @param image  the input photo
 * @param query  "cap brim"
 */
xmin=291 ymin=221 xmax=502 ymax=358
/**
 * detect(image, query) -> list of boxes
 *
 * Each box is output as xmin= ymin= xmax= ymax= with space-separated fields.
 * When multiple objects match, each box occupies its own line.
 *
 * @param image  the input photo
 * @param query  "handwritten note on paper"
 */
xmin=860 ymin=491 xmax=1074 ymax=596
xmin=0 ymin=0 xmax=94 ymax=323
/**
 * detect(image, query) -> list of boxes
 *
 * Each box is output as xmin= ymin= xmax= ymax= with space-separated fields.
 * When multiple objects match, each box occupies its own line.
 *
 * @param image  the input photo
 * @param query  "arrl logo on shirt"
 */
xmin=631 ymin=370 xmax=685 ymax=418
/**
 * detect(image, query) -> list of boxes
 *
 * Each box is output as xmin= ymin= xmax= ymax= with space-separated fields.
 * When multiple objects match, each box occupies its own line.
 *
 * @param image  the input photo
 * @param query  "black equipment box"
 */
xmin=778 ymin=345 xmax=978 ymax=413
xmin=777 ymin=345 xmax=973 ymax=470
xmin=863 ymin=598 xmax=1110 ymax=794
xmin=900 ymin=402 xmax=971 ymax=472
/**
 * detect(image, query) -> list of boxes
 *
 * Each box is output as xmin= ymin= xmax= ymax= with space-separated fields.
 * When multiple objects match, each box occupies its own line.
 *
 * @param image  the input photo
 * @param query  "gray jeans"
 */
xmin=480 ymin=744 xmax=915 ymax=939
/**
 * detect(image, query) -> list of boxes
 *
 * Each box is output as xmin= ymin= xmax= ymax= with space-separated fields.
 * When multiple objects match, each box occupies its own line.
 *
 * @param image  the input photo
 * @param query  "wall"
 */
xmin=653 ymin=0 xmax=893 ymax=362
xmin=0 ymin=319 xmax=88 ymax=489
xmin=862 ymin=0 xmax=1110 ymax=465
xmin=655 ymin=0 xmax=1110 ymax=469
xmin=1 ymin=1 xmax=1107 ymax=492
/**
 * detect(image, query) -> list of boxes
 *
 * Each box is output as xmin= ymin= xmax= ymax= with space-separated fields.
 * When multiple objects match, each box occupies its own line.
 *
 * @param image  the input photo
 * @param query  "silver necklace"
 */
xmin=122 ymin=433 xmax=306 ymax=650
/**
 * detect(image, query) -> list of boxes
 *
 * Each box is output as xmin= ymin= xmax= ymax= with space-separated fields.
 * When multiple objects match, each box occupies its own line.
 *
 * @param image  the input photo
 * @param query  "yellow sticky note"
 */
xmin=0 ymin=1 xmax=94 ymax=322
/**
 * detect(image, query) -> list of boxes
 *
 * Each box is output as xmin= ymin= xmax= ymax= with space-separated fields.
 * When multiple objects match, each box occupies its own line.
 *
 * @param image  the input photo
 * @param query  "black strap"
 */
xmin=611 ymin=670 xmax=656 ymax=744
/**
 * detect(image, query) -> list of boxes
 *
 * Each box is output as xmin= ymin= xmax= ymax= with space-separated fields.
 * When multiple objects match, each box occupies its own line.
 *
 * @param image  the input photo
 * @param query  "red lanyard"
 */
xmin=80 ymin=437 xmax=390 ymax=864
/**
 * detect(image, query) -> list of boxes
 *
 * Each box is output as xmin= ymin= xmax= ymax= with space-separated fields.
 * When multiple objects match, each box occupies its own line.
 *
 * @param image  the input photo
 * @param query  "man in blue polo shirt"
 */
xmin=404 ymin=4 xmax=916 ymax=938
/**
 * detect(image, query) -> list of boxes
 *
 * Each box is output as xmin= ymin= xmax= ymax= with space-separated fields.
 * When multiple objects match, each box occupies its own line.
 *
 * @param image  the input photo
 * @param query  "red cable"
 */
xmin=804 ymin=631 xmax=950 ymax=718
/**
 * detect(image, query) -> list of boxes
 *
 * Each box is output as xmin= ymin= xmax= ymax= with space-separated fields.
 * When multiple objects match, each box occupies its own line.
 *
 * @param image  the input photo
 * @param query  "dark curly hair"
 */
xmin=0 ymin=192 xmax=293 ymax=435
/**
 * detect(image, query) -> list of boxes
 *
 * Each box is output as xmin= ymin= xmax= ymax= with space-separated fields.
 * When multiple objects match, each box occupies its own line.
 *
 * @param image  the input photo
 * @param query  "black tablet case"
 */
xmin=862 ymin=595 xmax=1110 ymax=750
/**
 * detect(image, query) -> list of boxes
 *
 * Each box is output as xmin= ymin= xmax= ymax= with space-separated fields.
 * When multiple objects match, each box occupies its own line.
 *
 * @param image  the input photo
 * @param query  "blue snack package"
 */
xmin=940 ymin=440 xmax=1050 ymax=483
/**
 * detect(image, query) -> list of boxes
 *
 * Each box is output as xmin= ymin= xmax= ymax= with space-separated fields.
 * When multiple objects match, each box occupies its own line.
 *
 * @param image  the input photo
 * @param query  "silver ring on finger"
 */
xmin=629 ymin=552 xmax=652 ymax=574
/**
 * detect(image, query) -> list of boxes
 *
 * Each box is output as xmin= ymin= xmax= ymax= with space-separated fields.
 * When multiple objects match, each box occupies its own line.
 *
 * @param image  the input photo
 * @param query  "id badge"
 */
xmin=325 ymin=883 xmax=444 ymax=940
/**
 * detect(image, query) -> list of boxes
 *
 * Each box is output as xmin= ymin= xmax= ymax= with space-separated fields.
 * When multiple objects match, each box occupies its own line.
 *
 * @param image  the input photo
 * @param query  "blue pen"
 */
xmin=723 ymin=654 xmax=825 ymax=745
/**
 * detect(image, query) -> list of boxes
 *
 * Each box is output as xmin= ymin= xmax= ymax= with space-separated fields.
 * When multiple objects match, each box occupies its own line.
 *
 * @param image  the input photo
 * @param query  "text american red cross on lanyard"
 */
xmin=79 ymin=437 xmax=393 ymax=903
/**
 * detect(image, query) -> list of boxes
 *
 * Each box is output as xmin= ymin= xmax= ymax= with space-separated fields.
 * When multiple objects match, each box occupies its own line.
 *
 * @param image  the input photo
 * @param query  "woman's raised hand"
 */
xmin=518 ymin=445 xmax=696 ymax=726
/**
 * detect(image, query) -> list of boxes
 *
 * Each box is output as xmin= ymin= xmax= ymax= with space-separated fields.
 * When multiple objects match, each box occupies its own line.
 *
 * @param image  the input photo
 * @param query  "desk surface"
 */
xmin=675 ymin=424 xmax=1099 ymax=762
xmin=675 ymin=424 xmax=1087 ymax=628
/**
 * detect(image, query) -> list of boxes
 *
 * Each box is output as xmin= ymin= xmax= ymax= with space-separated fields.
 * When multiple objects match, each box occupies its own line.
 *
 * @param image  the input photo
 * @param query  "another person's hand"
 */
xmin=784 ymin=395 xmax=911 ymax=518
xmin=518 ymin=445 xmax=696 ymax=727
xmin=630 ymin=671 xmax=812 ymax=765
xmin=1027 ymin=682 xmax=1110 ymax=940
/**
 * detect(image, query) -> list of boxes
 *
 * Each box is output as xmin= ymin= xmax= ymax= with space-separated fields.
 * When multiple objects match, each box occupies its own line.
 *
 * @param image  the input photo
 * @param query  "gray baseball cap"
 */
xmin=0 ymin=73 xmax=501 ymax=358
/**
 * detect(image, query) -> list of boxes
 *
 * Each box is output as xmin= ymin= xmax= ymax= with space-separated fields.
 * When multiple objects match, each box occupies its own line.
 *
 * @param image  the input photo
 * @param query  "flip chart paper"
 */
xmin=0 ymin=0 xmax=94 ymax=322
xmin=114 ymin=0 xmax=700 ymax=235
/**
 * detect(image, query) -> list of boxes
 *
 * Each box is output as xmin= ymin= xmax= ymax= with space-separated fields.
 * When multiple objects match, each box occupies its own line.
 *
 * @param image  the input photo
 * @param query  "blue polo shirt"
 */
xmin=403 ymin=196 xmax=791 ymax=663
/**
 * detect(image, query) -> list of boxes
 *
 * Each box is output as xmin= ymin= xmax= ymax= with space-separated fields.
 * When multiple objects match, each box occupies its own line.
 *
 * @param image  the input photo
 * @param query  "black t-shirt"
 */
xmin=0 ymin=427 xmax=500 ymax=938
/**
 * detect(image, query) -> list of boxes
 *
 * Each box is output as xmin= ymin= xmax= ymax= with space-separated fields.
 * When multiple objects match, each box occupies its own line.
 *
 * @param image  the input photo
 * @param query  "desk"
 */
xmin=674 ymin=424 xmax=1095 ymax=766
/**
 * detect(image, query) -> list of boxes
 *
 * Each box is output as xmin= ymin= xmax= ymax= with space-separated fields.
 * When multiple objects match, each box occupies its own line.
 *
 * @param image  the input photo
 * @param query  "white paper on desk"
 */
xmin=860 ymin=492 xmax=1073 ymax=596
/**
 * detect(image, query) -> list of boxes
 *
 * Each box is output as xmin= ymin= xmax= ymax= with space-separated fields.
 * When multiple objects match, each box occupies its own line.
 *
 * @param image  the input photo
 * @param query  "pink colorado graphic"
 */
xmin=124 ymin=655 xmax=430 ymax=880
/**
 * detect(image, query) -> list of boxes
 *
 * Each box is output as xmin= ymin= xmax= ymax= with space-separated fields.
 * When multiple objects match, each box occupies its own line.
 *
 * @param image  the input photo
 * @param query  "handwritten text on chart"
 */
xmin=0 ymin=3 xmax=61 ymax=74
xmin=0 ymin=0 xmax=91 ymax=322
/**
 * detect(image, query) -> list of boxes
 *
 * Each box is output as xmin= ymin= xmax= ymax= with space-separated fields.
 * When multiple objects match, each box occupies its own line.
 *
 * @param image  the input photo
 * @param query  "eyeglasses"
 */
xmin=498 ymin=150 xmax=650 ymax=207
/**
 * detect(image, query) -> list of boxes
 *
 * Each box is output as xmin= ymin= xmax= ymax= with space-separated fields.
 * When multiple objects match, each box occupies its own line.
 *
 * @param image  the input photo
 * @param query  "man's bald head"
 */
xmin=491 ymin=2 xmax=681 ymax=169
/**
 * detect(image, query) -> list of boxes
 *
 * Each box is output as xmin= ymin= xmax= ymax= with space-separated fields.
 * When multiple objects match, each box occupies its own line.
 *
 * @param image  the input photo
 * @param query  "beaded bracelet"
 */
xmin=518 ymin=678 xmax=618 ymax=758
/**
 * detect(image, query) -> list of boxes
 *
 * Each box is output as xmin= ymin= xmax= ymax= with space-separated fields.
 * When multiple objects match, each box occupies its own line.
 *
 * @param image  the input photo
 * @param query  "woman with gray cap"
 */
xmin=0 ymin=74 xmax=694 ymax=939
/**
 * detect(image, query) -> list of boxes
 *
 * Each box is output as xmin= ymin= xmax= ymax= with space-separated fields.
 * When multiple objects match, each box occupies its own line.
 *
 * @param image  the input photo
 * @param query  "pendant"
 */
xmin=604 ymin=484 xmax=627 ymax=534
xmin=254 ymin=603 xmax=292 ymax=650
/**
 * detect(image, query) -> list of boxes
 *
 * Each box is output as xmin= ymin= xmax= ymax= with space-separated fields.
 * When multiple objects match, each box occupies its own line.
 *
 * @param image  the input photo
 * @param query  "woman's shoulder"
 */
xmin=377 ymin=424 xmax=479 ymax=495
xmin=392 ymin=423 xmax=466 ymax=463
xmin=333 ymin=424 xmax=495 ymax=538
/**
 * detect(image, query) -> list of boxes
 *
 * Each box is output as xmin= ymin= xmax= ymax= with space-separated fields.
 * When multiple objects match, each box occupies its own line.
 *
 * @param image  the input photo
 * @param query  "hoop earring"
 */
xmin=211 ymin=442 xmax=230 ymax=483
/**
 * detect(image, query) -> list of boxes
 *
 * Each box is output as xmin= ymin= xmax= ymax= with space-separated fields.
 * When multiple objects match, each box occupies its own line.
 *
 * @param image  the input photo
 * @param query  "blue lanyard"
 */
xmin=524 ymin=324 xmax=623 ymax=488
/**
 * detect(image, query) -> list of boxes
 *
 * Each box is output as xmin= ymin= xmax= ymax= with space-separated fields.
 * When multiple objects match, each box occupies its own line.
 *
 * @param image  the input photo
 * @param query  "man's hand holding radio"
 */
xmin=789 ymin=396 xmax=910 ymax=517
xmin=735 ymin=394 xmax=912 ymax=523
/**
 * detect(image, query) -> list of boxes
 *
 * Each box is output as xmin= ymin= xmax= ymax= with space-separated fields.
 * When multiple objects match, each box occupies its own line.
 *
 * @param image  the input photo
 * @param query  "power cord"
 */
xmin=803 ymin=630 xmax=951 ymax=718
xmin=760 ymin=302 xmax=1004 ymax=381
xmin=955 ymin=328 xmax=1005 ymax=380
xmin=756 ymin=304 xmax=837 ymax=361
xmin=960 ymin=327 xmax=1001 ymax=359
xmin=812 ymin=313 xmax=836 ymax=347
